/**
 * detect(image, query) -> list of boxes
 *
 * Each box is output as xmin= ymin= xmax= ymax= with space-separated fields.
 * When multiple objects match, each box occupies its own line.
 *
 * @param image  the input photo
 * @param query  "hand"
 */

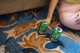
xmin=44 ymin=19 xmax=51 ymax=24
xmin=35 ymin=19 xmax=51 ymax=26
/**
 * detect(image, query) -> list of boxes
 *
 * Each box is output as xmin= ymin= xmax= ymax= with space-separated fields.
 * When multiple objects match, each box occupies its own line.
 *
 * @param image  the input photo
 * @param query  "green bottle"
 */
xmin=38 ymin=21 xmax=48 ymax=34
xmin=51 ymin=27 xmax=62 ymax=42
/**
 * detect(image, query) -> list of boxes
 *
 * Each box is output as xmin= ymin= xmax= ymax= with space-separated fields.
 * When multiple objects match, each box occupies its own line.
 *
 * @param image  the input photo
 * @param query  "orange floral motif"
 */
xmin=18 ymin=32 xmax=62 ymax=53
xmin=4 ymin=22 xmax=36 ymax=39
xmin=0 ymin=14 xmax=17 ymax=27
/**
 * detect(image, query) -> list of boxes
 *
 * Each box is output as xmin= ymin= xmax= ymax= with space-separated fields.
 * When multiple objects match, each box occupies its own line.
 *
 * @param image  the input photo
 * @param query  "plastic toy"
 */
xmin=51 ymin=27 xmax=62 ymax=42
xmin=38 ymin=21 xmax=48 ymax=34
xmin=38 ymin=21 xmax=62 ymax=42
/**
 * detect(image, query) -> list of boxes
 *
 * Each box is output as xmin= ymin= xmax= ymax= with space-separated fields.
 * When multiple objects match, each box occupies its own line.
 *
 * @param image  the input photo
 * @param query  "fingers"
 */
xmin=35 ymin=20 xmax=41 ymax=26
xmin=44 ymin=19 xmax=51 ymax=24
xmin=35 ymin=18 xmax=51 ymax=27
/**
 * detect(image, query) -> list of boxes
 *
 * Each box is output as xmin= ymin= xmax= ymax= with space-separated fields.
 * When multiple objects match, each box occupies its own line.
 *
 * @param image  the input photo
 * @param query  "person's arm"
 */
xmin=46 ymin=0 xmax=58 ymax=23
xmin=35 ymin=0 xmax=58 ymax=25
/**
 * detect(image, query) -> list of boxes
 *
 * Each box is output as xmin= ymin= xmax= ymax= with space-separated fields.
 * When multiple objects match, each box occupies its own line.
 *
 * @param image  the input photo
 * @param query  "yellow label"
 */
xmin=65 ymin=0 xmax=80 ymax=2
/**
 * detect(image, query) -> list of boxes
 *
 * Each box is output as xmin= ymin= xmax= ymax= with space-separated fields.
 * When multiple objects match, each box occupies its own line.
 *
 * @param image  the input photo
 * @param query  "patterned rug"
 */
xmin=0 ymin=7 xmax=80 ymax=53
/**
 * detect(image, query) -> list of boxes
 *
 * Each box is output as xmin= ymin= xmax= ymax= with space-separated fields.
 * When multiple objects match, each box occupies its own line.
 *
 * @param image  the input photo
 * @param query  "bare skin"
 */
xmin=47 ymin=0 xmax=80 ymax=24
xmin=58 ymin=0 xmax=80 ymax=30
xmin=45 ymin=0 xmax=58 ymax=24
xmin=35 ymin=0 xmax=80 ymax=30
xmin=35 ymin=0 xmax=58 ymax=25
